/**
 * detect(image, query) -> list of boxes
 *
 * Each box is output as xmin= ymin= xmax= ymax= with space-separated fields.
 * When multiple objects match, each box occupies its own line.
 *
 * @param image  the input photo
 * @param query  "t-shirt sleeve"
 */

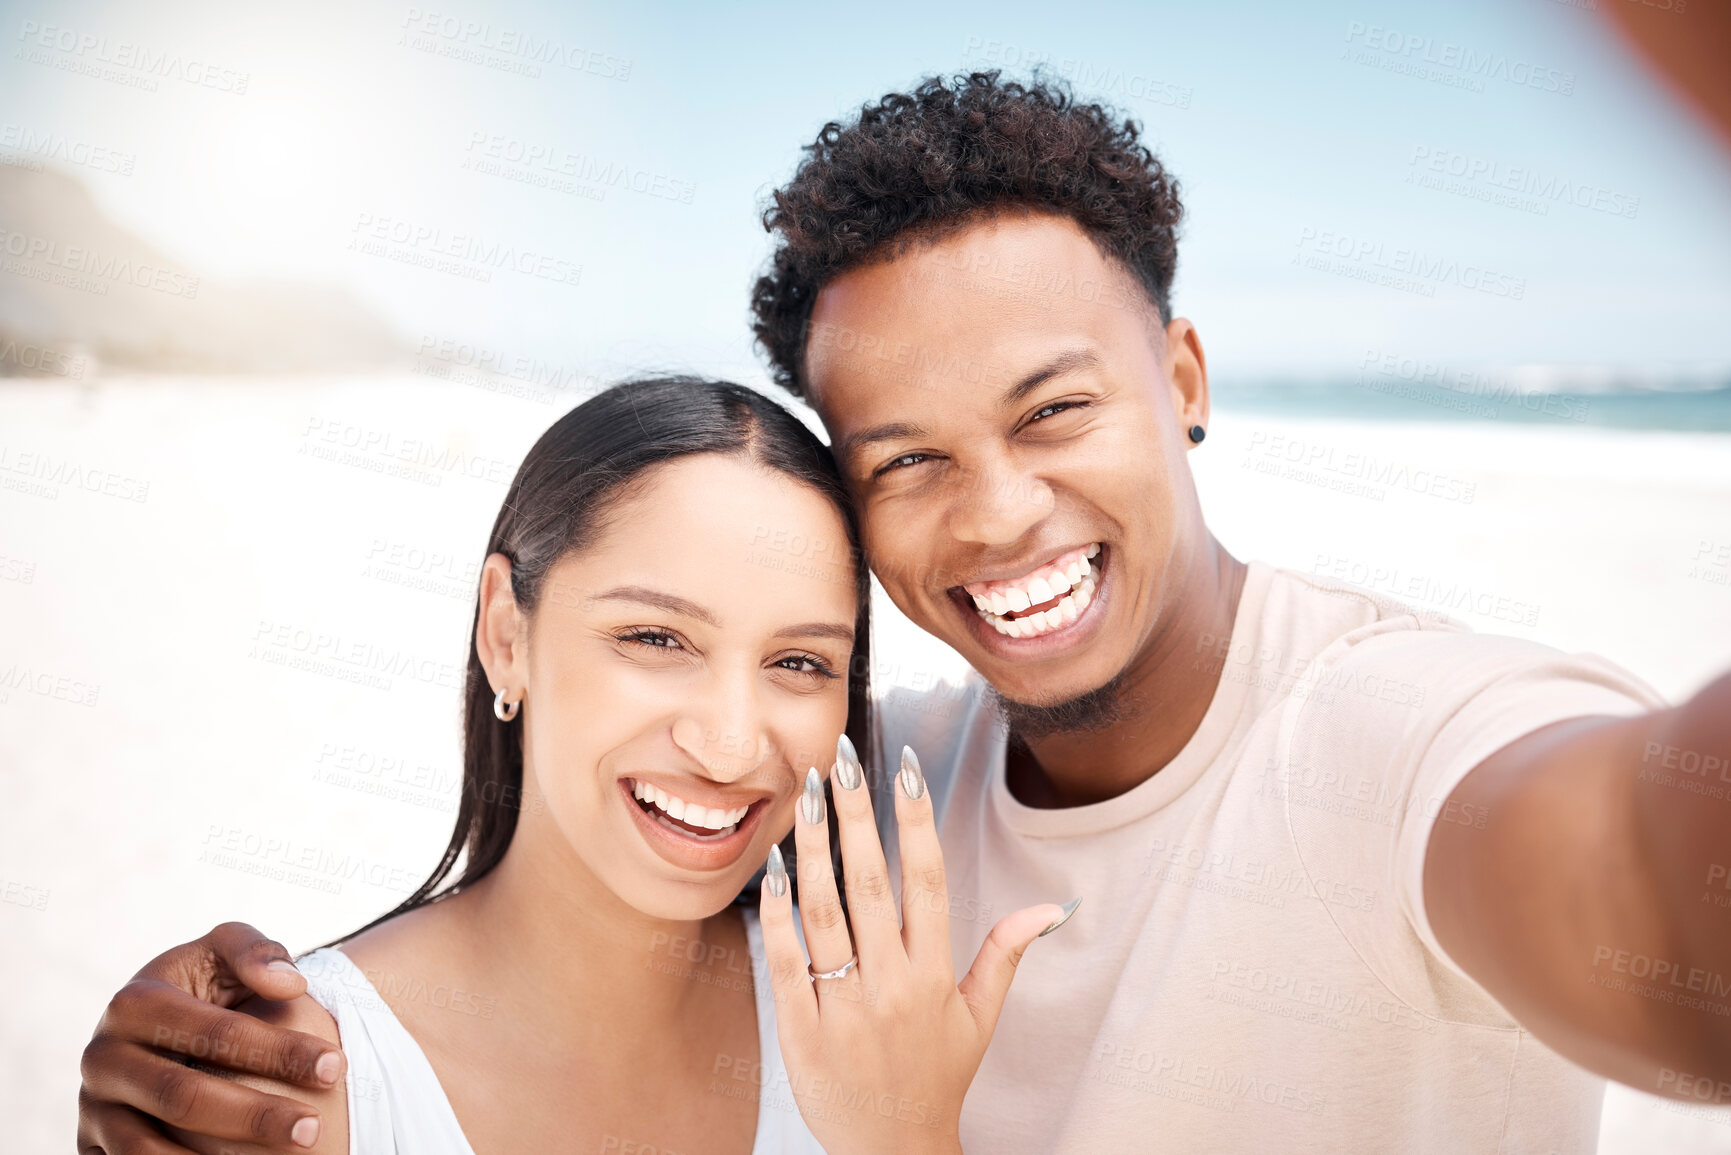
xmin=1280 ymin=625 xmax=1665 ymax=1019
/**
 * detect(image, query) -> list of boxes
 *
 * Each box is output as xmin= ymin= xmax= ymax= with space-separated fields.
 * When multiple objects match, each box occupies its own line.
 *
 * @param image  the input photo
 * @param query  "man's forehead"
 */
xmin=807 ymin=239 xmax=1156 ymax=435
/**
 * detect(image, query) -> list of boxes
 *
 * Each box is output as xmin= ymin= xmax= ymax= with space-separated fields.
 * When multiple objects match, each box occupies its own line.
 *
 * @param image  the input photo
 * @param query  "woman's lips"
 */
xmin=618 ymin=779 xmax=771 ymax=874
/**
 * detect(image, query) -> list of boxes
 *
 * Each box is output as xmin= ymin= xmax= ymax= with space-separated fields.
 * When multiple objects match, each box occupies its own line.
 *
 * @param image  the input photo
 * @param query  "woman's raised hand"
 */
xmin=759 ymin=737 xmax=1077 ymax=1155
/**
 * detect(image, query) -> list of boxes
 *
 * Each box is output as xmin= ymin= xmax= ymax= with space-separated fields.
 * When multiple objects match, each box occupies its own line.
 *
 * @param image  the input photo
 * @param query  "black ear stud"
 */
xmin=1187 ymin=425 xmax=1206 ymax=444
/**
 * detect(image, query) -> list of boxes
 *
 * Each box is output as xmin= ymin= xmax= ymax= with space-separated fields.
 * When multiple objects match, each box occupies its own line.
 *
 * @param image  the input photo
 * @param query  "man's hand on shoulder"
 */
xmin=77 ymin=922 xmax=347 ymax=1154
xmin=169 ymin=992 xmax=349 ymax=1155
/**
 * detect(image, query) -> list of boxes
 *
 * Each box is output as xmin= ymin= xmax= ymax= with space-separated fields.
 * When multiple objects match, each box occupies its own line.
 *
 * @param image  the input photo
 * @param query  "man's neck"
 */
xmin=1006 ymin=538 xmax=1248 ymax=808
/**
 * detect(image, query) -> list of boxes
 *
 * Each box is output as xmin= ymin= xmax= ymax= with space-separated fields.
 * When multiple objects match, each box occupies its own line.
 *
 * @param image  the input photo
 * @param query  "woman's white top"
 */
xmin=298 ymin=910 xmax=824 ymax=1154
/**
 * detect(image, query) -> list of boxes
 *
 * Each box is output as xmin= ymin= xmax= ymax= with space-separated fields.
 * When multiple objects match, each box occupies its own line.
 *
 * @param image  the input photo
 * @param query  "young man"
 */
xmin=79 ymin=74 xmax=1731 ymax=1153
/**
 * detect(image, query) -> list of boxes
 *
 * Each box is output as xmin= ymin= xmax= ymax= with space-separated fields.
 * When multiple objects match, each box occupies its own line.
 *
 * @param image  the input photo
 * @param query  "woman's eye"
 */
xmin=620 ymin=629 xmax=682 ymax=650
xmin=775 ymin=654 xmax=838 ymax=678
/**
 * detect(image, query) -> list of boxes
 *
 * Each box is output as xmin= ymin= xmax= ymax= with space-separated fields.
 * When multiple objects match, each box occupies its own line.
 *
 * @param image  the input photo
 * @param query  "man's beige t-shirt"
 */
xmin=878 ymin=562 xmax=1663 ymax=1153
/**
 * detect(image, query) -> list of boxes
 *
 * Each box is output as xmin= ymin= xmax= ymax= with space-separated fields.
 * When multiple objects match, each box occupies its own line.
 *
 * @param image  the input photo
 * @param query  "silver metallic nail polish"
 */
xmin=898 ymin=745 xmax=926 ymax=801
xmin=1038 ymin=897 xmax=1083 ymax=937
xmin=799 ymin=766 xmax=826 ymax=825
xmin=834 ymin=733 xmax=863 ymax=791
xmin=765 ymin=845 xmax=789 ymax=898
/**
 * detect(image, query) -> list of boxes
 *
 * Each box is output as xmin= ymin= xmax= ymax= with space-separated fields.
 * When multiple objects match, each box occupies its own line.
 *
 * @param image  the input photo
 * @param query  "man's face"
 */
xmin=805 ymin=211 xmax=1209 ymax=708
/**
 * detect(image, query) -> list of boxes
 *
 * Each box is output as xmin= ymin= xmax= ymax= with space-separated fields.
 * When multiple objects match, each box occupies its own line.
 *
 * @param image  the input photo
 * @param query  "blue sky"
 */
xmin=3 ymin=0 xmax=1729 ymax=387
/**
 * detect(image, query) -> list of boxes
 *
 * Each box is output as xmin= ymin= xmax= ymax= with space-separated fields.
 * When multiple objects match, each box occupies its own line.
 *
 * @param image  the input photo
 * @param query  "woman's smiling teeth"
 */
xmin=964 ymin=543 xmax=1101 ymax=640
xmin=631 ymin=779 xmax=750 ymax=836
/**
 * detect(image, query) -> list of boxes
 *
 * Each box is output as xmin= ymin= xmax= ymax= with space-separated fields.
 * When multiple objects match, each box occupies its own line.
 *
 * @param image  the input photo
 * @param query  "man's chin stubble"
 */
xmin=988 ymin=670 xmax=1132 ymax=742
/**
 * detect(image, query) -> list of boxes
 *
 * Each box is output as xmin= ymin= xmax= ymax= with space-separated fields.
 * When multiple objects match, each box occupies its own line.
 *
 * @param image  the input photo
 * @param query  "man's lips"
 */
xmin=947 ymin=544 xmax=1111 ymax=651
xmin=953 ymin=543 xmax=1104 ymax=640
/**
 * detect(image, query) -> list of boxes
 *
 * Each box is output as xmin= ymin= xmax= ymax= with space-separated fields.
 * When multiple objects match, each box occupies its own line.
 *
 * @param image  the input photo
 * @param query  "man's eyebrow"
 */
xmin=998 ymin=349 xmax=1103 ymax=409
xmin=835 ymin=348 xmax=1100 ymax=464
xmin=590 ymin=586 xmax=719 ymax=626
xmin=777 ymin=622 xmax=857 ymax=644
xmin=837 ymin=421 xmax=927 ymax=464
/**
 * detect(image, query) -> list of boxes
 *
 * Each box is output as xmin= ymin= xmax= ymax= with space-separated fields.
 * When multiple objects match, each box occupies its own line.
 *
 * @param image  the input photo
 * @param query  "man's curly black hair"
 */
xmin=750 ymin=70 xmax=1184 ymax=400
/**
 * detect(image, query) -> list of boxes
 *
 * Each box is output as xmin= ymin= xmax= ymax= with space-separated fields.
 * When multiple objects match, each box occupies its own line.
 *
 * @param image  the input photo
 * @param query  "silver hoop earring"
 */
xmin=493 ymin=688 xmax=520 ymax=722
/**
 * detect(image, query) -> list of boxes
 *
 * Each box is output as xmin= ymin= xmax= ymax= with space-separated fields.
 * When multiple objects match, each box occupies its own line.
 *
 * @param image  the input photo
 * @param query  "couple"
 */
xmin=80 ymin=72 xmax=1731 ymax=1154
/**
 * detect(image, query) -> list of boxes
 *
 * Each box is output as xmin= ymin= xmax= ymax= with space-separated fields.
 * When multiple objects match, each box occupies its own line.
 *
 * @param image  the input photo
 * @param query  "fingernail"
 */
xmin=834 ymin=734 xmax=863 ymax=791
xmin=1038 ymin=897 xmax=1083 ymax=938
xmin=799 ymin=767 xmax=826 ymax=825
xmin=315 ymin=1050 xmax=343 ymax=1085
xmin=291 ymin=1116 xmax=320 ymax=1148
xmin=898 ymin=745 xmax=926 ymax=801
xmin=267 ymin=959 xmax=301 ymax=976
xmin=765 ymin=844 xmax=790 ymax=898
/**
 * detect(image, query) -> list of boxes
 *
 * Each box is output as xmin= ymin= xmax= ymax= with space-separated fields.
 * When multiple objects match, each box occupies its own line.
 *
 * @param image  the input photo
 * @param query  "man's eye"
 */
xmin=877 ymin=452 xmax=929 ymax=477
xmin=1031 ymin=401 xmax=1082 ymax=422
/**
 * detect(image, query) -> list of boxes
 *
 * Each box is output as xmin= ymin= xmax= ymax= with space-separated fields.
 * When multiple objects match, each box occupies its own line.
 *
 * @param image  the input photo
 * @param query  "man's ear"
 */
xmin=476 ymin=553 xmax=527 ymax=695
xmin=1164 ymin=317 xmax=1210 ymax=441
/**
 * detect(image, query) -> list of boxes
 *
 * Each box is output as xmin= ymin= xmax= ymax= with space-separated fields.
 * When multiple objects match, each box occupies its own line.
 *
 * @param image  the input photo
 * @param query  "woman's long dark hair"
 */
xmin=342 ymin=376 xmax=874 ymax=940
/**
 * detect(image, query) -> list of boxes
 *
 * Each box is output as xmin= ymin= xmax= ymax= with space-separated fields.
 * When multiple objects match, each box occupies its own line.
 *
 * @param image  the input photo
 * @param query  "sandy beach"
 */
xmin=2 ymin=375 xmax=1728 ymax=1152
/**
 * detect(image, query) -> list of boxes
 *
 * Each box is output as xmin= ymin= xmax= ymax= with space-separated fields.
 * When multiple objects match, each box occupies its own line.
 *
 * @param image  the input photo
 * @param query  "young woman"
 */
xmin=98 ymin=376 xmax=1070 ymax=1155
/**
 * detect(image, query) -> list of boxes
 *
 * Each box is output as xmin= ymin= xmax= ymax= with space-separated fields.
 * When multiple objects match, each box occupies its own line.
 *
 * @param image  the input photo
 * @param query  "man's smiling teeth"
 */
xmin=631 ymin=780 xmax=749 ymax=832
xmin=963 ymin=544 xmax=1101 ymax=638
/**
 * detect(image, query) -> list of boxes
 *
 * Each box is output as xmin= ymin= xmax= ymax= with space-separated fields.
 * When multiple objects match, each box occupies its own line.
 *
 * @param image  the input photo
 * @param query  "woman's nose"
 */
xmin=670 ymin=675 xmax=770 ymax=781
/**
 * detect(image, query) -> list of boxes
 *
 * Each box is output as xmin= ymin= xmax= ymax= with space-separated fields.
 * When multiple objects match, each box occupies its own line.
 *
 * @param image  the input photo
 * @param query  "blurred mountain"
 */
xmin=0 ymin=165 xmax=407 ymax=378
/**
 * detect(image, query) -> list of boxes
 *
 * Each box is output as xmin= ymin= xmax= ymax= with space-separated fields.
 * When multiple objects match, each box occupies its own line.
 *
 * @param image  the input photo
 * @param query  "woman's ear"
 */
xmin=476 ymin=553 xmax=527 ymax=695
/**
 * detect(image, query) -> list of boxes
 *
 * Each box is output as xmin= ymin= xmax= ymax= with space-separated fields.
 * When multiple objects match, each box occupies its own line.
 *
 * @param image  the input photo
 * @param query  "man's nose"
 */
xmin=945 ymin=459 xmax=1054 ymax=547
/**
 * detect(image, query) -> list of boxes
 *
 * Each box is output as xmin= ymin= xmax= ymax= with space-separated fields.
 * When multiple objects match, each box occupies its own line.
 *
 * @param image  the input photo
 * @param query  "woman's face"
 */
xmin=509 ymin=453 xmax=857 ymax=921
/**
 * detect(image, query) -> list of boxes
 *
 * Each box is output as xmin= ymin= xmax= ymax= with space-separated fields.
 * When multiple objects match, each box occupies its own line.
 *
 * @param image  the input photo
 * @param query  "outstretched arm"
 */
xmin=77 ymin=923 xmax=346 ymax=1153
xmin=1427 ymin=669 xmax=1731 ymax=1103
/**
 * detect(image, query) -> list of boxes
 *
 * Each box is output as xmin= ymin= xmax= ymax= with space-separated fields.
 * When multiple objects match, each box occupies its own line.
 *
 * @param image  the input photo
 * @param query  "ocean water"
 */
xmin=2 ymin=375 xmax=1729 ymax=1153
xmin=1216 ymin=378 xmax=1731 ymax=432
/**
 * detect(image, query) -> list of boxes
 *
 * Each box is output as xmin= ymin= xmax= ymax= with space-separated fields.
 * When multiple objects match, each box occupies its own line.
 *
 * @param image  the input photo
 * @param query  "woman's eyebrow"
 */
xmin=591 ymin=586 xmax=719 ymax=625
xmin=776 ymin=622 xmax=856 ymax=644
